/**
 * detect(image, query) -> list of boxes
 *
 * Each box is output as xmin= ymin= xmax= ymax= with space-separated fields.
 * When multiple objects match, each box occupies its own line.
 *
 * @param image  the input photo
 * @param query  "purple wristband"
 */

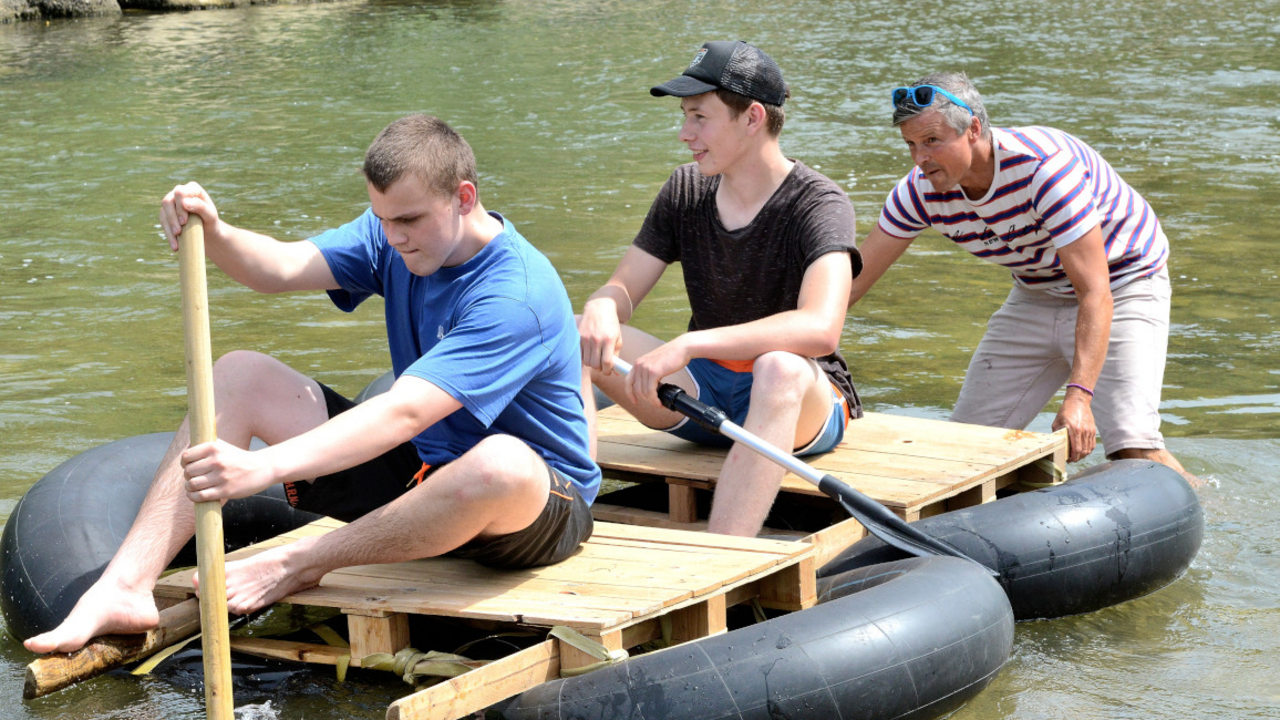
xmin=1065 ymin=383 xmax=1094 ymax=397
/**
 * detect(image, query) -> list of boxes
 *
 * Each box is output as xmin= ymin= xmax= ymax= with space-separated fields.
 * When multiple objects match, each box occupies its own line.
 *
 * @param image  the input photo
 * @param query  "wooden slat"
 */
xmin=156 ymin=520 xmax=813 ymax=633
xmin=667 ymin=593 xmax=728 ymax=644
xmin=229 ymin=637 xmax=349 ymax=666
xmin=757 ymin=555 xmax=816 ymax=611
xmin=596 ymin=405 xmax=1067 ymax=515
xmin=386 ymin=639 xmax=560 ymax=720
xmin=349 ymin=613 xmax=410 ymax=658
xmin=802 ymin=515 xmax=867 ymax=568
xmin=557 ymin=628 xmax=624 ymax=672
xmin=589 ymin=503 xmax=804 ymax=539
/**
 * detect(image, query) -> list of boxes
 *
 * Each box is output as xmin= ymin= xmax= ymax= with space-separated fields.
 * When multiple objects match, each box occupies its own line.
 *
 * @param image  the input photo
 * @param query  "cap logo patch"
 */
xmin=688 ymin=48 xmax=708 ymax=68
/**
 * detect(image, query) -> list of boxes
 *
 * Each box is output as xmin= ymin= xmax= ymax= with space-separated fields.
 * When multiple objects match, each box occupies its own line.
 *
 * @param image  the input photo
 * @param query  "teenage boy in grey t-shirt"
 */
xmin=578 ymin=40 xmax=863 ymax=537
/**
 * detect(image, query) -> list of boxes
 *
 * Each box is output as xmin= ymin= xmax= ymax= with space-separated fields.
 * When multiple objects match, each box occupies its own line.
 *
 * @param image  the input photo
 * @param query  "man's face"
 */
xmin=898 ymin=109 xmax=976 ymax=192
xmin=368 ymin=176 xmax=466 ymax=277
xmin=678 ymin=92 xmax=751 ymax=177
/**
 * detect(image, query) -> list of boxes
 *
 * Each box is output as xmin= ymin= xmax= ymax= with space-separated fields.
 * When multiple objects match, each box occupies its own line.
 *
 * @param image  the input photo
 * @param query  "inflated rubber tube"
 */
xmin=496 ymin=556 xmax=1013 ymax=720
xmin=0 ymin=432 xmax=321 ymax=641
xmin=819 ymin=459 xmax=1204 ymax=621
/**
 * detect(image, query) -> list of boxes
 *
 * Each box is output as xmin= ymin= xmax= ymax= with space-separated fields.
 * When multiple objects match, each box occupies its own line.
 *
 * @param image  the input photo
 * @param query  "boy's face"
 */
xmin=678 ymin=92 xmax=752 ymax=177
xmin=367 ymin=176 xmax=468 ymax=277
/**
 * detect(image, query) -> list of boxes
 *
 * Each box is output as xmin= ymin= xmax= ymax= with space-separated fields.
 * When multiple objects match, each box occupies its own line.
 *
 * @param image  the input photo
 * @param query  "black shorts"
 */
xmin=281 ymin=382 xmax=593 ymax=569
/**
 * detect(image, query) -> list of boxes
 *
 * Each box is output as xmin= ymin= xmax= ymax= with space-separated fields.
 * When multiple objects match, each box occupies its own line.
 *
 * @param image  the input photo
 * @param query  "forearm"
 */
xmin=584 ymin=283 xmax=634 ymax=325
xmin=848 ymin=226 xmax=913 ymax=306
xmin=677 ymin=310 xmax=843 ymax=362
xmin=204 ymin=222 xmax=323 ymax=294
xmin=261 ymin=381 xmax=456 ymax=484
xmin=1068 ymin=286 xmax=1113 ymax=392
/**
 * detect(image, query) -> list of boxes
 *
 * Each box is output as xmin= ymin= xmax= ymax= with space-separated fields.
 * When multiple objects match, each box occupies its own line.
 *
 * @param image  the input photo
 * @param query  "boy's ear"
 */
xmin=745 ymin=101 xmax=768 ymax=134
xmin=456 ymin=180 xmax=478 ymax=213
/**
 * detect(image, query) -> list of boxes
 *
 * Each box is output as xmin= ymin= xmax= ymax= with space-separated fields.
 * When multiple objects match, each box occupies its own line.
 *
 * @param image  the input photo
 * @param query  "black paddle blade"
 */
xmin=818 ymin=474 xmax=1000 ymax=576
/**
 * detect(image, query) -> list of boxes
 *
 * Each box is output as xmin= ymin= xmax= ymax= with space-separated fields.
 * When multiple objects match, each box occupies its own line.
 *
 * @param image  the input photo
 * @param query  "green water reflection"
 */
xmin=1 ymin=0 xmax=1277 ymax=718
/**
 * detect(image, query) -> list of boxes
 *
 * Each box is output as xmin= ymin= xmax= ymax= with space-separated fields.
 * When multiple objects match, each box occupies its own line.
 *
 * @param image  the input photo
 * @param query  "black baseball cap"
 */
xmin=650 ymin=40 xmax=788 ymax=106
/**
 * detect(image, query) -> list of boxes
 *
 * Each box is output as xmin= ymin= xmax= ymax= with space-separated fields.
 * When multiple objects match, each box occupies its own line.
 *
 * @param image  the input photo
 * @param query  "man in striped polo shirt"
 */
xmin=849 ymin=72 xmax=1192 ymax=480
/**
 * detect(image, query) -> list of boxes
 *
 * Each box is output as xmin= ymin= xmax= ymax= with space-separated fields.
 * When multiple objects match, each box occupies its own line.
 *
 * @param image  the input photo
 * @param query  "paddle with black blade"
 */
xmin=609 ymin=358 xmax=996 ymax=574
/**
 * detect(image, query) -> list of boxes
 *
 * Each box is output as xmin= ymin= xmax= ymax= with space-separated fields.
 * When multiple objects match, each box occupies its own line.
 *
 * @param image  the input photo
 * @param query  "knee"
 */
xmin=211 ymin=350 xmax=279 ymax=394
xmin=212 ymin=350 xmax=272 ymax=380
xmin=750 ymin=352 xmax=813 ymax=405
xmin=453 ymin=435 xmax=542 ymax=501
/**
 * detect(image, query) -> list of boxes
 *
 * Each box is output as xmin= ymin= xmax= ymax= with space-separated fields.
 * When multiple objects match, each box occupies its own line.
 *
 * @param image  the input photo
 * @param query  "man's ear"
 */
xmin=967 ymin=115 xmax=982 ymax=142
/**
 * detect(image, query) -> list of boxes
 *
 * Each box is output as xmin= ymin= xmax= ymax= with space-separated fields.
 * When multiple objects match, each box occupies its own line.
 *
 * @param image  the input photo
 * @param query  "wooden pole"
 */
xmin=23 ymin=599 xmax=201 ymax=700
xmin=178 ymin=216 xmax=235 ymax=718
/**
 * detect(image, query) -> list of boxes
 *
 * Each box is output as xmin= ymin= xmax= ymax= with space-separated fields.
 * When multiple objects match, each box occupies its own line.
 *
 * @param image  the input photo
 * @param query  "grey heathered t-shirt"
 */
xmin=633 ymin=160 xmax=864 ymax=415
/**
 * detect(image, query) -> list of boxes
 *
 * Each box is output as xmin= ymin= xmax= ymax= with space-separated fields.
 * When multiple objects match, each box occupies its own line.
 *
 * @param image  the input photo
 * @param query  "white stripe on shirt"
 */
xmin=877 ymin=126 xmax=1169 ymax=296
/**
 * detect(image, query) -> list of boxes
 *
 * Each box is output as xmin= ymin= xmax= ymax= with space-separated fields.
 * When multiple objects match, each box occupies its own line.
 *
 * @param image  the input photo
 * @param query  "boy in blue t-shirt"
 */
xmin=25 ymin=114 xmax=600 ymax=656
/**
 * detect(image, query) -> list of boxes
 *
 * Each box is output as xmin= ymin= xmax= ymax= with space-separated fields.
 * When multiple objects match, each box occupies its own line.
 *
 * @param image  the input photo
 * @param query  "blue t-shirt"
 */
xmin=309 ymin=209 xmax=601 ymax=503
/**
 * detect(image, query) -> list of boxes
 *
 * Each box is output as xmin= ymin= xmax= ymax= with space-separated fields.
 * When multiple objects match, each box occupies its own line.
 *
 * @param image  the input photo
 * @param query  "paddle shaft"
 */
xmin=179 ymin=216 xmax=235 ymax=718
xmin=609 ymin=359 xmax=990 ymax=568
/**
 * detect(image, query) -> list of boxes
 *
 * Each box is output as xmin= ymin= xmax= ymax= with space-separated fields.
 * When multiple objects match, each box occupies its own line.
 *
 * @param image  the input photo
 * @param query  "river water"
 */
xmin=1 ymin=0 xmax=1277 ymax=717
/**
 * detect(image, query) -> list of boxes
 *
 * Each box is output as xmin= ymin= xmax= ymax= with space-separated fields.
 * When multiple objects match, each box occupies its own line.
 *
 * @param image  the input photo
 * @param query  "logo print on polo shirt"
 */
xmin=689 ymin=48 xmax=708 ymax=67
xmin=437 ymin=325 xmax=446 ymax=339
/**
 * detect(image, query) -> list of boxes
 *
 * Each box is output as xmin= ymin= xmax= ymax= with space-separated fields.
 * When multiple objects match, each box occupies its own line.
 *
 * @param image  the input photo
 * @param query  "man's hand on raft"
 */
xmin=1052 ymin=393 xmax=1097 ymax=463
xmin=181 ymin=440 xmax=277 ymax=502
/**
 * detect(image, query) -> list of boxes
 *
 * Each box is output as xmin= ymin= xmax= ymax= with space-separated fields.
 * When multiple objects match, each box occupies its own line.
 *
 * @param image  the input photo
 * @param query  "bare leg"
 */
xmin=213 ymin=434 xmax=552 ymax=614
xmin=23 ymin=423 xmax=196 ymax=653
xmin=707 ymin=353 xmax=830 ymax=537
xmin=24 ymin=351 xmax=330 ymax=654
xmin=1109 ymin=447 xmax=1200 ymax=487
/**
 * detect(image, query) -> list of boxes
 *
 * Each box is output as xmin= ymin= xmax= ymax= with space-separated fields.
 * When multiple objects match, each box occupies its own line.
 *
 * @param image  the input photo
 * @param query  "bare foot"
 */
xmin=198 ymin=543 xmax=323 ymax=616
xmin=23 ymin=578 xmax=160 ymax=654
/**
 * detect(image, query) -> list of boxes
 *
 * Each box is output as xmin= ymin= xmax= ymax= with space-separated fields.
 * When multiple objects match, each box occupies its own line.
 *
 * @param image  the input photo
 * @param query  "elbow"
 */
xmin=807 ymin=319 xmax=845 ymax=357
xmin=245 ymin=274 xmax=296 ymax=294
xmin=365 ymin=390 xmax=436 ymax=444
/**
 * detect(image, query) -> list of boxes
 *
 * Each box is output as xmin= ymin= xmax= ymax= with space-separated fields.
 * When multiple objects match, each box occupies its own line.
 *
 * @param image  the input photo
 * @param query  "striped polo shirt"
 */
xmin=877 ymin=126 xmax=1169 ymax=297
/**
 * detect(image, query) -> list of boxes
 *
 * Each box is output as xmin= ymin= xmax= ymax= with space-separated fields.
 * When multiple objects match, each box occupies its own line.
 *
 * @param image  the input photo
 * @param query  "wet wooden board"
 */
xmin=595 ymin=405 xmax=1067 ymax=522
xmin=154 ymin=518 xmax=815 ymax=719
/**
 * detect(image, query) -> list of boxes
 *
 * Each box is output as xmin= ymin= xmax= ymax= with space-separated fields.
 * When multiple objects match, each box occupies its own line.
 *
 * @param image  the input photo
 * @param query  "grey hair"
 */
xmin=892 ymin=72 xmax=990 ymax=139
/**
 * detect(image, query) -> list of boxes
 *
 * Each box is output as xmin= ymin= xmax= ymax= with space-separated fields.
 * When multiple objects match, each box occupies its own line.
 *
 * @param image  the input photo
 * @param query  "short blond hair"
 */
xmin=363 ymin=114 xmax=478 ymax=197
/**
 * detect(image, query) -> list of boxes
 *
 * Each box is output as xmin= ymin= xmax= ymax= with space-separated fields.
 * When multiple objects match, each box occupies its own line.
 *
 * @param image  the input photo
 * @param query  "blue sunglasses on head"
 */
xmin=892 ymin=85 xmax=974 ymax=117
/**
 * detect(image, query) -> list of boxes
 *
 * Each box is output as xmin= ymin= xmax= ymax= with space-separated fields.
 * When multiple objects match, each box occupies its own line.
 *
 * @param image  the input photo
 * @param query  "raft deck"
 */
xmin=153 ymin=518 xmax=817 ymax=720
xmin=152 ymin=408 xmax=1064 ymax=720
xmin=591 ymin=405 xmax=1067 ymax=562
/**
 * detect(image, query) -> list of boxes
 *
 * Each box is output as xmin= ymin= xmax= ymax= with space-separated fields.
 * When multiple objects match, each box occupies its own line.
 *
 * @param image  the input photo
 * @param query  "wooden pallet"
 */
xmin=153 ymin=517 xmax=815 ymax=720
xmin=593 ymin=405 xmax=1067 ymax=559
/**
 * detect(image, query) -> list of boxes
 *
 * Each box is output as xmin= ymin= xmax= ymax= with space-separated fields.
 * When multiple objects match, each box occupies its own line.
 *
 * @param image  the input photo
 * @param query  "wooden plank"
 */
xmin=592 ymin=503 xmax=707 ymax=530
xmin=229 ymin=637 xmax=349 ymax=666
xmin=946 ymin=480 xmax=997 ymax=511
xmin=1017 ymin=429 xmax=1069 ymax=486
xmin=597 ymin=407 xmax=1067 ymax=500
xmin=589 ymin=521 xmax=809 ymax=556
xmin=157 ymin=522 xmax=809 ymax=631
xmin=667 ymin=593 xmax=728 ymax=644
xmin=605 ymin=407 xmax=943 ymax=458
xmin=668 ymin=483 xmax=699 ymax=523
xmin=386 ymin=639 xmax=560 ymax=720
xmin=756 ymin=555 xmax=816 ymax=611
xmin=802 ymin=515 xmax=866 ymax=568
xmin=599 ymin=406 xmax=1064 ymax=464
xmin=590 ymin=503 xmax=802 ymax=539
xmin=349 ymin=613 xmax=411 ymax=658
xmin=557 ymin=628 xmax=623 ymax=672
